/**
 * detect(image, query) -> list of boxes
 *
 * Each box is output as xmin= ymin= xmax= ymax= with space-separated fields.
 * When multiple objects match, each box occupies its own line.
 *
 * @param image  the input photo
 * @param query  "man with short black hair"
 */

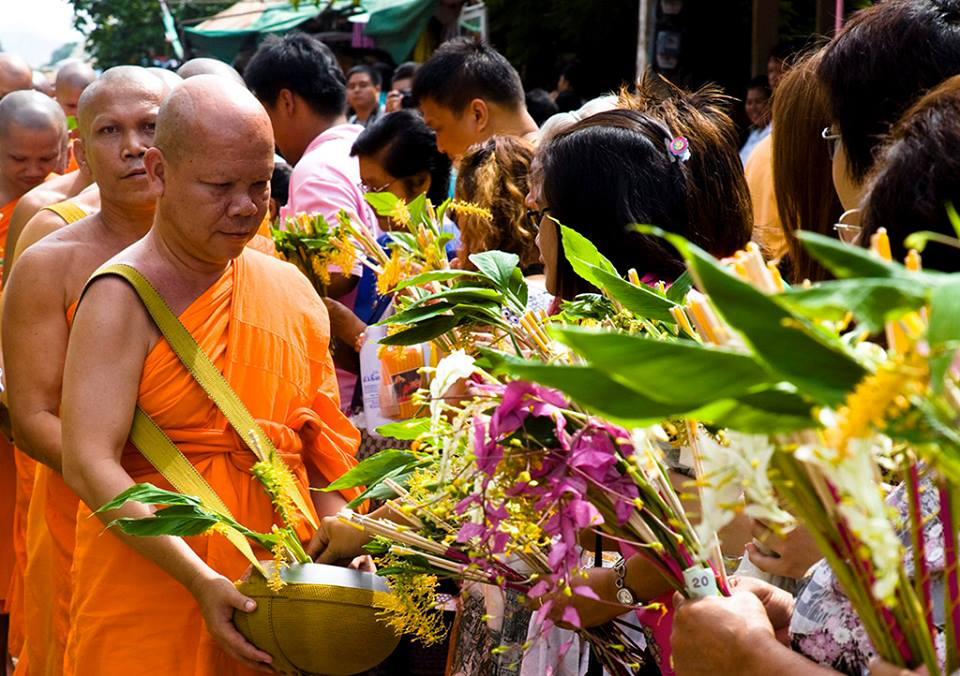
xmin=244 ymin=32 xmax=379 ymax=407
xmin=346 ymin=64 xmax=382 ymax=127
xmin=412 ymin=36 xmax=537 ymax=158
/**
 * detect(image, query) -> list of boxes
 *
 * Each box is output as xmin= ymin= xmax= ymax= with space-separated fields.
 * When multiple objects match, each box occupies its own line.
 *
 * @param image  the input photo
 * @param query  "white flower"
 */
xmin=427 ymin=350 xmax=476 ymax=425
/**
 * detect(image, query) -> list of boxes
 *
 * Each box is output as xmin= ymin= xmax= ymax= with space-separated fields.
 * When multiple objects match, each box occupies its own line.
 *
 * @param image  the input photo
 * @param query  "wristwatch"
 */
xmin=614 ymin=557 xmax=635 ymax=605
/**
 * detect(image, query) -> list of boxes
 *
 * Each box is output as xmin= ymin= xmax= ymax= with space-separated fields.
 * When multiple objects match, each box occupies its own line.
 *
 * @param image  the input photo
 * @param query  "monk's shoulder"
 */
xmin=243 ymin=248 xmax=316 ymax=296
xmin=241 ymin=249 xmax=327 ymax=321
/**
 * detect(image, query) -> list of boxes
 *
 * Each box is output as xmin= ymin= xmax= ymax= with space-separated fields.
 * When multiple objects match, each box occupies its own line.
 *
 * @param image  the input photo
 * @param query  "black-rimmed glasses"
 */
xmin=526 ymin=207 xmax=550 ymax=230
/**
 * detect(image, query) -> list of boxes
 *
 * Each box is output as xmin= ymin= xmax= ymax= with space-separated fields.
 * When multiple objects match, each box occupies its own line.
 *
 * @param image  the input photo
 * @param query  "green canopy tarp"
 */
xmin=185 ymin=0 xmax=436 ymax=64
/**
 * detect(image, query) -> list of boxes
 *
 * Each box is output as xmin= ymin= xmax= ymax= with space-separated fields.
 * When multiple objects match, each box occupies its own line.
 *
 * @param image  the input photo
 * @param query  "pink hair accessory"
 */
xmin=666 ymin=135 xmax=691 ymax=163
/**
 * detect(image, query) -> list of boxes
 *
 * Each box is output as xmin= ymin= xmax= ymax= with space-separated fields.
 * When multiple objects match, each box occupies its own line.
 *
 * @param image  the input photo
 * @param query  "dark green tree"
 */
xmin=69 ymin=0 xmax=231 ymax=69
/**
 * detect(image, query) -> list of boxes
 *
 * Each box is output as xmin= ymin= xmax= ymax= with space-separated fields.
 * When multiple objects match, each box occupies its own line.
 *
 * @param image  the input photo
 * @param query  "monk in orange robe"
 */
xmin=3 ymin=66 xmax=169 ymax=676
xmin=60 ymin=75 xmax=359 ymax=675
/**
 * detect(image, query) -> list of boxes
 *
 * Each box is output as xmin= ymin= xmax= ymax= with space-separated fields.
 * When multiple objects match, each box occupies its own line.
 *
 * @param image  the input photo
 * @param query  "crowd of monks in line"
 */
xmin=0 ymin=53 xmax=361 ymax=675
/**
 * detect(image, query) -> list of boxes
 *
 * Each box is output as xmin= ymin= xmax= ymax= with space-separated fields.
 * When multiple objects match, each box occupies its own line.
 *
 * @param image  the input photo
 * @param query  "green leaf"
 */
xmin=902 ymin=230 xmax=960 ymax=256
xmin=666 ymin=270 xmax=694 ymax=303
xmin=551 ymin=327 xmax=774 ymax=407
xmin=323 ymin=449 xmax=419 ymax=492
xmin=364 ymin=191 xmax=400 ymax=216
xmin=392 ymin=269 xmax=480 ymax=291
xmin=405 ymin=287 xmax=502 ymax=310
xmin=691 ymin=388 xmax=815 ymax=433
xmin=376 ymin=418 xmax=432 ymax=440
xmin=780 ymin=278 xmax=930 ymax=333
xmin=97 ymin=483 xmax=201 ymax=514
xmin=928 ymin=279 xmax=960 ymax=392
xmin=560 ymin=223 xmax=618 ymax=279
xmin=469 ymin=250 xmax=520 ymax=290
xmin=346 ymin=466 xmax=415 ymax=509
xmin=797 ymin=231 xmax=908 ymax=280
xmin=378 ymin=315 xmax=459 ymax=345
xmin=110 ymin=504 xmax=220 ymax=538
xmin=588 ymin=267 xmax=677 ymax=322
xmin=642 ymin=226 xmax=867 ymax=405
xmin=382 ymin=302 xmax=457 ymax=326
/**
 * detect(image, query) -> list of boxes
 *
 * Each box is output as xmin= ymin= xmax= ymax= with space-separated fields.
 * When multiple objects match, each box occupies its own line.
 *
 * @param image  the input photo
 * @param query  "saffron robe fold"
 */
xmin=64 ymin=249 xmax=360 ymax=676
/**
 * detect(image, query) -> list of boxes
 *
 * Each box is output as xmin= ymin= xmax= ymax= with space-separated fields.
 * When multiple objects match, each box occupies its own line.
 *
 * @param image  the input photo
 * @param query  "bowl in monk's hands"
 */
xmin=233 ymin=562 xmax=400 ymax=675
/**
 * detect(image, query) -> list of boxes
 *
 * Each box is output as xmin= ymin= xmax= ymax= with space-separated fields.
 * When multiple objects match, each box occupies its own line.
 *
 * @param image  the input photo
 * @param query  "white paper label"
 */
xmin=683 ymin=565 xmax=720 ymax=598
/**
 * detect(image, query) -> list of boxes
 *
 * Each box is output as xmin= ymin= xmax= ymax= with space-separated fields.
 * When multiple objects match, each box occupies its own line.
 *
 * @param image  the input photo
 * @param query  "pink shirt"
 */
xmin=281 ymin=123 xmax=380 ymax=273
xmin=281 ymin=124 xmax=380 ymax=411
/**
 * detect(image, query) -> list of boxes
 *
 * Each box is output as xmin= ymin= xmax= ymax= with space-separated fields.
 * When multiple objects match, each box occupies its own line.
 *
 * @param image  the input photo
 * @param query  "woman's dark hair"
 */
xmin=772 ymin=49 xmax=843 ymax=283
xmin=350 ymin=109 xmax=451 ymax=206
xmin=541 ymin=109 xmax=690 ymax=300
xmin=525 ymin=88 xmax=559 ymax=126
xmin=243 ymin=32 xmax=346 ymax=117
xmin=619 ymin=73 xmax=753 ymax=258
xmin=817 ymin=0 xmax=960 ymax=185
xmin=271 ymin=163 xmax=292 ymax=206
xmin=860 ymin=75 xmax=960 ymax=273
xmin=455 ymin=136 xmax=540 ymax=273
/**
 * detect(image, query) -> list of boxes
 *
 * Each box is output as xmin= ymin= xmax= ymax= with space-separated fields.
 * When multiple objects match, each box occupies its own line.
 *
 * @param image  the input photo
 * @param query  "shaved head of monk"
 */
xmin=0 ymin=90 xmax=66 ymax=199
xmin=176 ymin=58 xmax=243 ymax=84
xmin=0 ymin=53 xmax=33 ymax=99
xmin=146 ymin=66 xmax=182 ymax=91
xmin=74 ymin=66 xmax=165 ymax=211
xmin=54 ymin=61 xmax=97 ymax=118
xmin=146 ymin=75 xmax=274 ymax=264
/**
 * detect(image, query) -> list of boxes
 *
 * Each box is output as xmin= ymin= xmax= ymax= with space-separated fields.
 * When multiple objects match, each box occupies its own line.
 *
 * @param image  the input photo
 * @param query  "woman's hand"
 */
xmin=868 ymin=658 xmax=929 ymax=676
xmin=746 ymin=519 xmax=821 ymax=580
xmin=190 ymin=572 xmax=273 ymax=672
xmin=306 ymin=513 xmax=372 ymax=564
xmin=671 ymin=589 xmax=776 ymax=676
xmin=727 ymin=575 xmax=795 ymax=644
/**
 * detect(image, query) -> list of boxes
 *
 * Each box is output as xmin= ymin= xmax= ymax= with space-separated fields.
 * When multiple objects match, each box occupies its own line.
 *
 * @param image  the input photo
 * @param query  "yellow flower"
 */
xmin=377 ymin=249 xmax=409 ymax=294
xmin=389 ymin=201 xmax=412 ymax=228
xmin=330 ymin=232 xmax=357 ymax=274
xmin=827 ymin=352 xmax=926 ymax=453
xmin=267 ymin=542 xmax=287 ymax=593
xmin=310 ymin=256 xmax=331 ymax=286
xmin=447 ymin=200 xmax=493 ymax=222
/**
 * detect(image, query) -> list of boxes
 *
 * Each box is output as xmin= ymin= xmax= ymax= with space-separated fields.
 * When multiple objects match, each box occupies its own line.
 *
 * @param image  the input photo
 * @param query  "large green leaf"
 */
xmin=97 ymin=483 xmax=201 ymax=513
xmin=642 ymin=227 xmax=867 ymax=405
xmin=551 ymin=327 xmax=774 ymax=407
xmin=780 ymin=278 xmax=930 ymax=333
xmin=559 ymin=224 xmax=618 ymax=281
xmin=378 ymin=315 xmax=460 ymax=345
xmin=928 ymin=279 xmax=960 ymax=392
xmin=383 ymin=302 xmax=457 ymax=326
xmin=404 ymin=287 xmax=502 ymax=310
xmin=110 ymin=504 xmax=220 ymax=538
xmin=393 ymin=269 xmax=479 ymax=291
xmin=666 ymin=270 xmax=694 ymax=303
xmin=469 ymin=251 xmax=520 ymax=290
xmin=691 ymin=388 xmax=815 ymax=433
xmin=364 ymin=191 xmax=400 ymax=216
xmin=797 ymin=231 xmax=911 ymax=280
xmin=323 ymin=449 xmax=420 ymax=492
xmin=376 ymin=418 xmax=432 ymax=440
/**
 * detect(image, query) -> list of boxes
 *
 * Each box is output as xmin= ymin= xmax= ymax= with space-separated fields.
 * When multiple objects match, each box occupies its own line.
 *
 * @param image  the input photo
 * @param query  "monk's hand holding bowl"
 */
xmin=188 ymin=569 xmax=274 ymax=672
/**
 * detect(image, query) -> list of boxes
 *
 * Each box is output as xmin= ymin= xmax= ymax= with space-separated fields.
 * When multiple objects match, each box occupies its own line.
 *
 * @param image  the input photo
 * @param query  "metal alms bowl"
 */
xmin=234 ymin=562 xmax=400 ymax=675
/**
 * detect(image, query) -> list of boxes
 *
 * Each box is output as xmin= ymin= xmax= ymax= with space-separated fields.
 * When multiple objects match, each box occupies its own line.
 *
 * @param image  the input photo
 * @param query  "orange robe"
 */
xmin=5 ymin=448 xmax=34 ymax=659
xmin=0 ymin=437 xmax=16 ymax=605
xmin=0 ymin=197 xmax=17 ymax=278
xmin=65 ymin=249 xmax=360 ymax=675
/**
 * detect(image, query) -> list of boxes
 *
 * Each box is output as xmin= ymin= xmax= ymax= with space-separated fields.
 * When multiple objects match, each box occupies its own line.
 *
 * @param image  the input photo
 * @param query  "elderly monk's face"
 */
xmin=77 ymin=86 xmax=161 ymax=207
xmin=157 ymin=128 xmax=273 ymax=262
xmin=0 ymin=122 xmax=62 ymax=194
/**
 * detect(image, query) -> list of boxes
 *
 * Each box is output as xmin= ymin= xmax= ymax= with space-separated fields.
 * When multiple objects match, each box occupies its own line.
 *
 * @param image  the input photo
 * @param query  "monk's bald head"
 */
xmin=176 ymin=58 xmax=243 ymax=84
xmin=155 ymin=75 xmax=273 ymax=166
xmin=0 ymin=90 xmax=66 ymax=140
xmin=76 ymin=66 xmax=164 ymax=140
xmin=147 ymin=67 xmax=182 ymax=92
xmin=0 ymin=53 xmax=34 ymax=99
xmin=55 ymin=61 xmax=97 ymax=118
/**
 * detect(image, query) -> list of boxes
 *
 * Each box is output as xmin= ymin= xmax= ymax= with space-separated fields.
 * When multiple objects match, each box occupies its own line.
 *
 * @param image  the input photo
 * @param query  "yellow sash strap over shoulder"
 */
xmin=43 ymin=201 xmax=86 ymax=225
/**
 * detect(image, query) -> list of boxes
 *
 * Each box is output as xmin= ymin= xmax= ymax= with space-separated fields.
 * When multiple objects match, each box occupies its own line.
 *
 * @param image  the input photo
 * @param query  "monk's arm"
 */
xmin=2 ymin=193 xmax=42 ymax=284
xmin=62 ymin=277 xmax=274 ymax=670
xmin=9 ymin=210 xmax=67 ymax=274
xmin=2 ymin=249 xmax=69 ymax=470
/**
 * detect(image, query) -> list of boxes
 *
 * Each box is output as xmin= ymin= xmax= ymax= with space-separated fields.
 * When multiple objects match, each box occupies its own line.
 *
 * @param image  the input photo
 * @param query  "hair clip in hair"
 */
xmin=666 ymin=136 xmax=691 ymax=163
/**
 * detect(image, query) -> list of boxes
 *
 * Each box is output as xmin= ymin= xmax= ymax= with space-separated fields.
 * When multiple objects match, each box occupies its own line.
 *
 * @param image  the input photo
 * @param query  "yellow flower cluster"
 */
xmin=446 ymin=200 xmax=493 ymax=223
xmin=373 ymin=552 xmax=447 ymax=645
xmin=251 ymin=453 xmax=300 ymax=525
xmin=267 ymin=542 xmax=287 ymax=593
xmin=377 ymin=249 xmax=413 ymax=295
xmin=827 ymin=352 xmax=927 ymax=454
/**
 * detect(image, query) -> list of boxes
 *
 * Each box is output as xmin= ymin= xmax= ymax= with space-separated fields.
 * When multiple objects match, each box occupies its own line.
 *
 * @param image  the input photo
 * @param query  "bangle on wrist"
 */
xmin=614 ymin=556 xmax=635 ymax=605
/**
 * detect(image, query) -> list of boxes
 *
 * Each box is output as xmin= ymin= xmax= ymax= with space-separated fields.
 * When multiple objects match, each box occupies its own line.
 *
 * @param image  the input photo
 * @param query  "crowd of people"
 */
xmin=0 ymin=0 xmax=958 ymax=674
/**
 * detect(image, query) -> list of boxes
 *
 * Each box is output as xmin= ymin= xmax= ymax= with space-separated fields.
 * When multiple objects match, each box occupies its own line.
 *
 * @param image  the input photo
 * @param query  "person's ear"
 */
xmin=468 ymin=98 xmax=490 ymax=133
xmin=278 ymin=88 xmax=296 ymax=117
xmin=143 ymin=147 xmax=166 ymax=197
xmin=73 ymin=137 xmax=87 ymax=172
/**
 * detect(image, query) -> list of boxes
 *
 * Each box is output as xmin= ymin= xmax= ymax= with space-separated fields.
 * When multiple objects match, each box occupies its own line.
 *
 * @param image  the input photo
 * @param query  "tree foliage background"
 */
xmin=70 ymin=0 xmax=231 ymax=69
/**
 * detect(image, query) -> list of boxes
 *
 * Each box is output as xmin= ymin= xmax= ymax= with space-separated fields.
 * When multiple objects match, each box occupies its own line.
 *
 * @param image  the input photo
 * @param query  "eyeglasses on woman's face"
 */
xmin=358 ymin=177 xmax=399 ymax=194
xmin=526 ymin=207 xmax=550 ymax=231
xmin=821 ymin=126 xmax=842 ymax=160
